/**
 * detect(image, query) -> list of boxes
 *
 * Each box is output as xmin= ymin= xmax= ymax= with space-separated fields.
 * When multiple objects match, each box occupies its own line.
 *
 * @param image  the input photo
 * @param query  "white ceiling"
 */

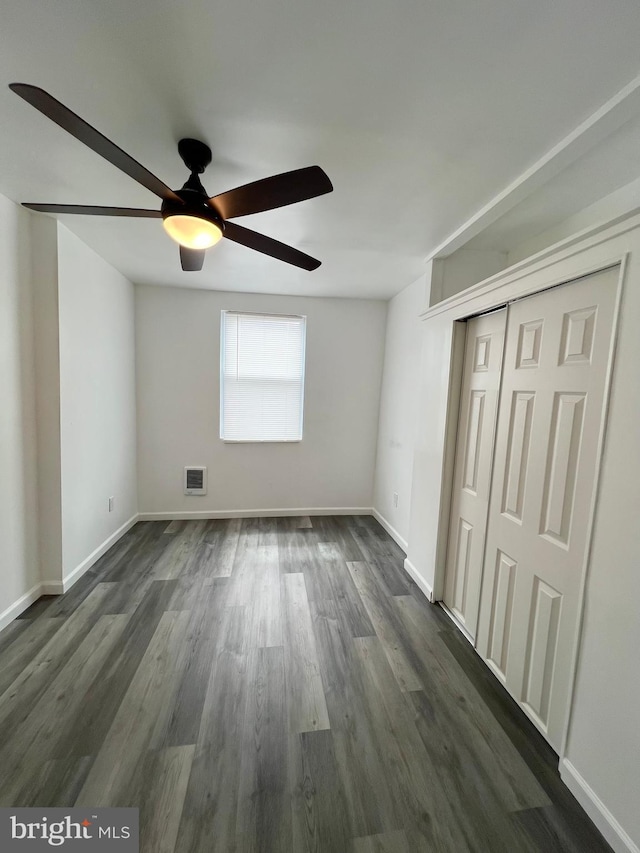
xmin=1 ymin=0 xmax=640 ymax=299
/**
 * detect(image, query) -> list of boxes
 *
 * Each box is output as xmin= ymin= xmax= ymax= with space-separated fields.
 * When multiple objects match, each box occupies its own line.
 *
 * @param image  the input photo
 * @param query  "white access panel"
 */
xmin=476 ymin=267 xmax=618 ymax=751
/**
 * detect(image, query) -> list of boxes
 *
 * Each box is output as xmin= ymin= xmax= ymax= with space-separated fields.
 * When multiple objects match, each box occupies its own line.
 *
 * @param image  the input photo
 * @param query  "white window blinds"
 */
xmin=220 ymin=311 xmax=306 ymax=442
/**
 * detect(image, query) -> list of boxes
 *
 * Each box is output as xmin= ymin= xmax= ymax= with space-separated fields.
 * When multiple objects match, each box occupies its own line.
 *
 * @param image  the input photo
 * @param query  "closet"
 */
xmin=443 ymin=266 xmax=618 ymax=751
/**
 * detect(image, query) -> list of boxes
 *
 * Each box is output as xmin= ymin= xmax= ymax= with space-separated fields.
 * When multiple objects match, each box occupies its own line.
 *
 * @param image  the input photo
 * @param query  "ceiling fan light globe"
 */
xmin=162 ymin=214 xmax=222 ymax=250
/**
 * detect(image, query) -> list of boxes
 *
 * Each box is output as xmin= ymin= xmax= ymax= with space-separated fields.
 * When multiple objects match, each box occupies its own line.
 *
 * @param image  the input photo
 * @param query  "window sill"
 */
xmin=221 ymin=438 xmax=303 ymax=444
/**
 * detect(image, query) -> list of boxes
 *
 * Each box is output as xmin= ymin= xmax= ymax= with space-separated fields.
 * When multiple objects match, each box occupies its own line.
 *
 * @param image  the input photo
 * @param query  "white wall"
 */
xmin=31 ymin=214 xmax=63 ymax=589
xmin=507 ymin=176 xmax=640 ymax=265
xmin=57 ymin=226 xmax=138 ymax=581
xmin=372 ymin=275 xmax=425 ymax=548
xmin=405 ymin=214 xmax=640 ymax=853
xmin=0 ymin=195 xmax=40 ymax=624
xmin=136 ymin=285 xmax=387 ymax=515
xmin=424 ymin=178 xmax=640 ymax=304
xmin=428 ymin=249 xmax=508 ymax=306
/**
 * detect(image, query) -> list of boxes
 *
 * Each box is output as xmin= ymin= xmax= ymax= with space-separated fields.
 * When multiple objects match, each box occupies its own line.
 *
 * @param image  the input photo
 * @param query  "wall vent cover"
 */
xmin=184 ymin=466 xmax=207 ymax=496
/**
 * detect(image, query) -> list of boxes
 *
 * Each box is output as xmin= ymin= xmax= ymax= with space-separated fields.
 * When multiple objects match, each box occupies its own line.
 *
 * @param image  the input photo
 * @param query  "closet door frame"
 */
xmin=429 ymin=254 xmax=626 ymax=759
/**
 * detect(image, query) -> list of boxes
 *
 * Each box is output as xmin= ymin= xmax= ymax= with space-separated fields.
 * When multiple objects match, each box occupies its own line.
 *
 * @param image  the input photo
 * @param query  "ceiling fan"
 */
xmin=9 ymin=83 xmax=333 ymax=272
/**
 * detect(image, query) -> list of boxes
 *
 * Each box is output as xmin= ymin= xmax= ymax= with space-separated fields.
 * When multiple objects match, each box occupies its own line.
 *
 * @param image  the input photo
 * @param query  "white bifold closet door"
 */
xmin=443 ymin=308 xmax=506 ymax=640
xmin=443 ymin=267 xmax=618 ymax=752
xmin=475 ymin=267 xmax=618 ymax=751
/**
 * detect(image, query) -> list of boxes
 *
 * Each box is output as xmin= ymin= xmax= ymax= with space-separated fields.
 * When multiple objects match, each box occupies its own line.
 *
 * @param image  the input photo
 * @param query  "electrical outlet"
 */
xmin=393 ymin=492 xmax=399 ymax=508
xmin=108 ymin=496 xmax=115 ymax=512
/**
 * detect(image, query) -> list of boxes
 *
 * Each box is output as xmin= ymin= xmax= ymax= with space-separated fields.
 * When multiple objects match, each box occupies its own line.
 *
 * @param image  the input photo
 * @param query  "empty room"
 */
xmin=1 ymin=2 xmax=640 ymax=852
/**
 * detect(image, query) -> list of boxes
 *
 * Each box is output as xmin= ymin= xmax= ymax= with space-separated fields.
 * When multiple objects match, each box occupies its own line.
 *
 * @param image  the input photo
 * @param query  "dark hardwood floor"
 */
xmin=0 ymin=516 xmax=611 ymax=852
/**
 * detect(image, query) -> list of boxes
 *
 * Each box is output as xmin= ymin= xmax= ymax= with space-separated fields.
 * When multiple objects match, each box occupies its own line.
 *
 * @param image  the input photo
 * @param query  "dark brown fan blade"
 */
xmin=23 ymin=203 xmax=161 ymax=217
xmin=209 ymin=166 xmax=332 ymax=220
xmin=10 ymin=84 xmax=182 ymax=204
xmin=180 ymin=246 xmax=205 ymax=271
xmin=223 ymin=221 xmax=321 ymax=271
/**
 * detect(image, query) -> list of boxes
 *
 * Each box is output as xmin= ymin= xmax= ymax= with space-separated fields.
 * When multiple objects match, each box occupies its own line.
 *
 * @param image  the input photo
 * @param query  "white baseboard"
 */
xmin=371 ymin=509 xmax=408 ymax=552
xmin=403 ymin=557 xmax=434 ymax=602
xmin=560 ymin=759 xmax=639 ymax=853
xmin=40 ymin=581 xmax=64 ymax=595
xmin=138 ymin=507 xmax=373 ymax=521
xmin=60 ymin=514 xmax=139 ymax=592
xmin=0 ymin=583 xmax=44 ymax=633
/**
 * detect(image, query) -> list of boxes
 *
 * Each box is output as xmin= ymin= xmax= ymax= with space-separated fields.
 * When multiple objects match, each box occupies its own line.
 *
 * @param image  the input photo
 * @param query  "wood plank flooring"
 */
xmin=0 ymin=515 xmax=612 ymax=852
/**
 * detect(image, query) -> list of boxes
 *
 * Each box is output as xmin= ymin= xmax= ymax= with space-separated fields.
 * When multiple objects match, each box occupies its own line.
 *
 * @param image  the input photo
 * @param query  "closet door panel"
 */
xmin=476 ymin=267 xmax=618 ymax=751
xmin=443 ymin=309 xmax=506 ymax=639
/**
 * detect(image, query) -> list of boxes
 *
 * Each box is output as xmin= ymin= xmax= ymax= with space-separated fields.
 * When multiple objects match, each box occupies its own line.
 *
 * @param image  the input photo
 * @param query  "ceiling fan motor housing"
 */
xmin=161 ymin=173 xmax=225 ymax=234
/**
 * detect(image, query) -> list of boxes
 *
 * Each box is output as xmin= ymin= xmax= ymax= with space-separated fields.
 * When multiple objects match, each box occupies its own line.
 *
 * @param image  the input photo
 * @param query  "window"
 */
xmin=220 ymin=311 xmax=306 ymax=442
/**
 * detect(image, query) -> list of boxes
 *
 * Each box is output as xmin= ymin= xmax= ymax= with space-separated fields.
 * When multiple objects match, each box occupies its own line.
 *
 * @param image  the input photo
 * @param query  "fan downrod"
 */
xmin=178 ymin=138 xmax=212 ymax=174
